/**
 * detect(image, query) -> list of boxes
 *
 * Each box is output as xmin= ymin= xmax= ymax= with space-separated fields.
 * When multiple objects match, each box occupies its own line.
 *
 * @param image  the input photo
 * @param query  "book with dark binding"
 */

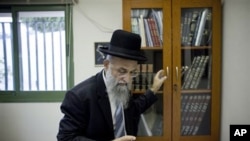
xmin=182 ymin=56 xmax=197 ymax=89
xmin=187 ymin=10 xmax=200 ymax=46
xmin=181 ymin=95 xmax=196 ymax=135
xmin=144 ymin=18 xmax=153 ymax=47
xmin=187 ymin=95 xmax=204 ymax=135
xmin=182 ymin=95 xmax=199 ymax=135
xmin=183 ymin=56 xmax=201 ymax=89
xmin=194 ymin=56 xmax=210 ymax=88
xmin=151 ymin=9 xmax=163 ymax=43
xmin=192 ymin=95 xmax=211 ymax=135
xmin=190 ymin=55 xmax=206 ymax=89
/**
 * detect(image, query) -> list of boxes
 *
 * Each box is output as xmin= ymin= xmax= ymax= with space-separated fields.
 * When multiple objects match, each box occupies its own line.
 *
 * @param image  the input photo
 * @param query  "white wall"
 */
xmin=0 ymin=103 xmax=62 ymax=141
xmin=73 ymin=0 xmax=122 ymax=83
xmin=0 ymin=1 xmax=122 ymax=141
xmin=0 ymin=0 xmax=249 ymax=141
xmin=221 ymin=0 xmax=250 ymax=141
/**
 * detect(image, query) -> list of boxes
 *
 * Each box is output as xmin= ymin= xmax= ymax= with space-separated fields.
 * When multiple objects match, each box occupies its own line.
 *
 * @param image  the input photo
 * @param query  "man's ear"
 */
xmin=103 ymin=59 xmax=109 ymax=70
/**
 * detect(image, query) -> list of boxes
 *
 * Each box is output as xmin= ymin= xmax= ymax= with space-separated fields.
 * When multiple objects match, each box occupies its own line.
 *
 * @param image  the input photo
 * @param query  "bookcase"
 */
xmin=122 ymin=0 xmax=222 ymax=141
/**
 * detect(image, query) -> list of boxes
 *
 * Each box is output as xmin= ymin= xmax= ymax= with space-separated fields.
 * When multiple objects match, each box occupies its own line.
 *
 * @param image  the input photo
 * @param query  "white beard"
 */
xmin=105 ymin=69 xmax=131 ymax=108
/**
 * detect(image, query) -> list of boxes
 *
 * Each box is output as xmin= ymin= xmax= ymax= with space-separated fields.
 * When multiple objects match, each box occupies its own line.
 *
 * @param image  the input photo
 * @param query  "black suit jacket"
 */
xmin=57 ymin=70 xmax=158 ymax=141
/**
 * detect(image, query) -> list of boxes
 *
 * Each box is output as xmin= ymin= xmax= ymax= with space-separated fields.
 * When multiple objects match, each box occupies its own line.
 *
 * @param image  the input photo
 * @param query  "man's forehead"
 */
xmin=111 ymin=56 xmax=137 ymax=63
xmin=113 ymin=63 xmax=138 ymax=70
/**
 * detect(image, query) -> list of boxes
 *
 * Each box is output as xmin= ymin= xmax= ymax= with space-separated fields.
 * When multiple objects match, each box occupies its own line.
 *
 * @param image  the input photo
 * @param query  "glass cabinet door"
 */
xmin=129 ymin=8 xmax=164 ymax=137
xmin=180 ymin=8 xmax=212 ymax=136
xmin=135 ymin=50 xmax=163 ymax=137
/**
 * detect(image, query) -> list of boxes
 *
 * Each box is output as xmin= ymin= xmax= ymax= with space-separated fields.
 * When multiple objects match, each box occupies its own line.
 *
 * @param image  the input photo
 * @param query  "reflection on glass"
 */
xmin=181 ymin=93 xmax=211 ymax=136
xmin=181 ymin=8 xmax=212 ymax=90
xmin=129 ymin=11 xmax=164 ymax=135
xmin=137 ymin=94 xmax=163 ymax=136
xmin=0 ymin=13 xmax=14 ymax=91
xmin=181 ymin=8 xmax=212 ymax=47
xmin=181 ymin=52 xmax=211 ymax=90
xmin=180 ymin=7 xmax=212 ymax=136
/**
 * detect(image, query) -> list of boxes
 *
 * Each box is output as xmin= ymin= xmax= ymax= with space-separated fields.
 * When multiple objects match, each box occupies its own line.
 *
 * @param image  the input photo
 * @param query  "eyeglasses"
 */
xmin=110 ymin=64 xmax=138 ymax=78
xmin=116 ymin=68 xmax=138 ymax=78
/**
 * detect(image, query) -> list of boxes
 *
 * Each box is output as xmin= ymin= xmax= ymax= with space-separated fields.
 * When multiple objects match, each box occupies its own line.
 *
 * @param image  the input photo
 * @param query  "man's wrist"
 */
xmin=150 ymin=88 xmax=157 ymax=94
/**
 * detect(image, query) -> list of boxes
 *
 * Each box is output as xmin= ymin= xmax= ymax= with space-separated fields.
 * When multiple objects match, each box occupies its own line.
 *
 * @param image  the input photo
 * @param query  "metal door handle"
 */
xmin=176 ymin=66 xmax=178 ymax=81
xmin=166 ymin=66 xmax=169 ymax=78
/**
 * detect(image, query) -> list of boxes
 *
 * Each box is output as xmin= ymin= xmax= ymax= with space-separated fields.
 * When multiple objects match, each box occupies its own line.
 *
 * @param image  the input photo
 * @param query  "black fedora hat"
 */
xmin=98 ymin=29 xmax=147 ymax=61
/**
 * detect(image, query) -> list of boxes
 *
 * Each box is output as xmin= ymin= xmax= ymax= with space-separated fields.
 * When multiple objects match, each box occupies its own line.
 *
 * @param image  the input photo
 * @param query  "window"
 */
xmin=0 ymin=5 xmax=74 ymax=102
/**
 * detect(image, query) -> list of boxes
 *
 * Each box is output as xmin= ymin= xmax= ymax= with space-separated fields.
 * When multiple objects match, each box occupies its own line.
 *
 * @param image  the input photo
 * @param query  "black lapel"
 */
xmin=98 ymin=94 xmax=113 ymax=130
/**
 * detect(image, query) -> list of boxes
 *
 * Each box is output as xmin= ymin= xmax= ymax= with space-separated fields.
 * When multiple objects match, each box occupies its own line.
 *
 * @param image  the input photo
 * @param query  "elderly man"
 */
xmin=57 ymin=29 xmax=167 ymax=141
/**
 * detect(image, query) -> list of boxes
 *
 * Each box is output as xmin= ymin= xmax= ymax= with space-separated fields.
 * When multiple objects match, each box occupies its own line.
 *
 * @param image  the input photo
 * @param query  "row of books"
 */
xmin=181 ymin=8 xmax=212 ymax=47
xmin=132 ymin=63 xmax=154 ymax=92
xmin=181 ymin=94 xmax=211 ymax=135
xmin=182 ymin=55 xmax=210 ymax=89
xmin=131 ymin=9 xmax=163 ymax=47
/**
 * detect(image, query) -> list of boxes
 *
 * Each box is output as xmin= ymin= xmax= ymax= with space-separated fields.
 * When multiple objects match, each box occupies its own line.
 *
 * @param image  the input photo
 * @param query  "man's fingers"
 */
xmin=156 ymin=69 xmax=167 ymax=80
xmin=156 ymin=69 xmax=164 ymax=78
xmin=150 ymin=69 xmax=167 ymax=93
xmin=121 ymin=135 xmax=136 ymax=141
xmin=160 ymin=75 xmax=167 ymax=82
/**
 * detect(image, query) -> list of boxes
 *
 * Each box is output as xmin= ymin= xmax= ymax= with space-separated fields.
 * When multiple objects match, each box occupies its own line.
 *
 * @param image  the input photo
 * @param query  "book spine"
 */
xmin=135 ymin=64 xmax=142 ymax=91
xmin=151 ymin=9 xmax=163 ymax=43
xmin=181 ymin=12 xmax=188 ymax=46
xmin=184 ymin=56 xmax=201 ymax=89
xmin=182 ymin=11 xmax=193 ymax=46
xmin=150 ymin=18 xmax=161 ymax=47
xmin=194 ymin=56 xmax=210 ymax=88
xmin=147 ymin=18 xmax=157 ymax=47
xmin=144 ymin=18 xmax=153 ymax=47
xmin=207 ymin=55 xmax=212 ymax=89
xmin=131 ymin=18 xmax=140 ymax=35
xmin=138 ymin=14 xmax=147 ymax=47
xmin=181 ymin=95 xmax=188 ymax=116
xmin=182 ymin=56 xmax=197 ymax=89
xmin=147 ymin=64 xmax=153 ymax=89
xmin=187 ymin=95 xmax=203 ymax=135
xmin=181 ymin=94 xmax=189 ymax=132
xmin=181 ymin=95 xmax=194 ymax=135
xmin=190 ymin=55 xmax=205 ymax=89
xmin=192 ymin=95 xmax=211 ymax=135
xmin=182 ymin=95 xmax=199 ymax=135
xmin=141 ymin=64 xmax=147 ymax=91
xmin=187 ymin=10 xmax=199 ymax=46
